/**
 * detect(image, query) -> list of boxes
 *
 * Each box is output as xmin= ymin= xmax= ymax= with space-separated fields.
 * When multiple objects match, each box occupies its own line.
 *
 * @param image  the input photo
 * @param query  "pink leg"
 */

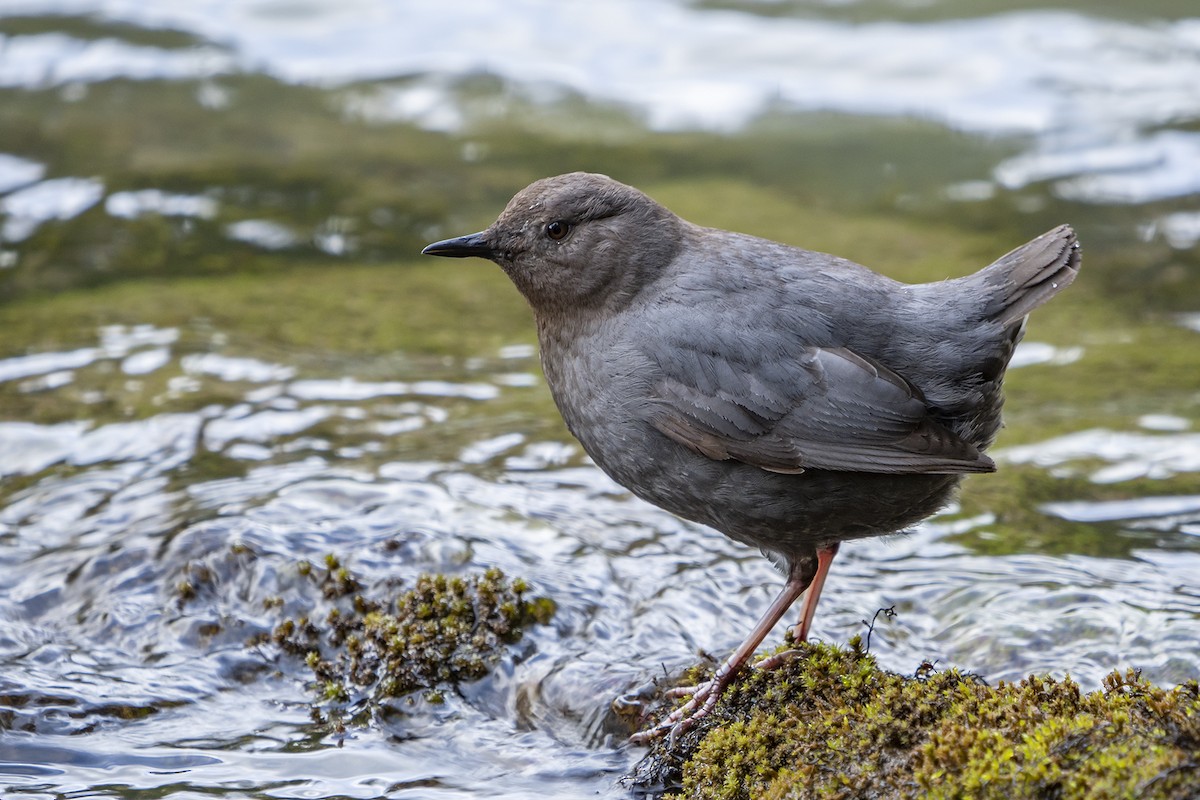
xmin=752 ymin=543 xmax=841 ymax=673
xmin=788 ymin=543 xmax=840 ymax=642
xmin=630 ymin=555 xmax=818 ymax=744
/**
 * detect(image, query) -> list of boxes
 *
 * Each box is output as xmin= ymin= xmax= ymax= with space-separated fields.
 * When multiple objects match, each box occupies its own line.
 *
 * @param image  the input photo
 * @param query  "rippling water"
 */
xmin=1 ymin=2 xmax=1199 ymax=797
xmin=2 ymin=323 xmax=1197 ymax=796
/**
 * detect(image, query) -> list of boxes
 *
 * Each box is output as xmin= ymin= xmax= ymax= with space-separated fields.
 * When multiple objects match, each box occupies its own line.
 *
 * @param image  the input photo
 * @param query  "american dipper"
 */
xmin=422 ymin=172 xmax=1080 ymax=740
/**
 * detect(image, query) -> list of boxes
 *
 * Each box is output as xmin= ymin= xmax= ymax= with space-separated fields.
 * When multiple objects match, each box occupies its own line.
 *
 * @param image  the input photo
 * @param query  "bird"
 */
xmin=422 ymin=172 xmax=1080 ymax=741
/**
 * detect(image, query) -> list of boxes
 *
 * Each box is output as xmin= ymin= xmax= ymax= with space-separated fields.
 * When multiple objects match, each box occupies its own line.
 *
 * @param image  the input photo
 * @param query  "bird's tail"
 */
xmin=976 ymin=224 xmax=1081 ymax=327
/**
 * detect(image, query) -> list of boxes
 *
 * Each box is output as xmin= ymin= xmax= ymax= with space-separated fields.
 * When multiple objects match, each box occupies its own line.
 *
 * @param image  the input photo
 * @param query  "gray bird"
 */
xmin=422 ymin=172 xmax=1080 ymax=740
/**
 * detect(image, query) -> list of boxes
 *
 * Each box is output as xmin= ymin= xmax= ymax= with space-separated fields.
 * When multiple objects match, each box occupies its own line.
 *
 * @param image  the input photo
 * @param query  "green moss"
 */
xmin=0 ymin=257 xmax=533 ymax=361
xmin=173 ymin=542 xmax=260 ymax=607
xmin=175 ymin=580 xmax=196 ymax=602
xmin=628 ymin=641 xmax=1200 ymax=800
xmin=271 ymin=561 xmax=555 ymax=726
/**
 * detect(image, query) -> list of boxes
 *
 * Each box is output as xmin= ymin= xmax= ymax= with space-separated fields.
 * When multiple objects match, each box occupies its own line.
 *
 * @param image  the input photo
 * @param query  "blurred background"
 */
xmin=1 ymin=2 xmax=1198 ymax=798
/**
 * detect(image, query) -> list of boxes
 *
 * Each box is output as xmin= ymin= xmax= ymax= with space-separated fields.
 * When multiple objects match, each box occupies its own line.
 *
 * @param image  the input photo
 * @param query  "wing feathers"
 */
xmin=646 ymin=344 xmax=994 ymax=475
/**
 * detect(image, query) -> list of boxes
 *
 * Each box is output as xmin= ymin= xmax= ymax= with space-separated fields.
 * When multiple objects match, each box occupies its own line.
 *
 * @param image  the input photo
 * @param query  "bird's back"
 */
xmin=872 ymin=224 xmax=1080 ymax=449
xmin=661 ymin=222 xmax=1080 ymax=451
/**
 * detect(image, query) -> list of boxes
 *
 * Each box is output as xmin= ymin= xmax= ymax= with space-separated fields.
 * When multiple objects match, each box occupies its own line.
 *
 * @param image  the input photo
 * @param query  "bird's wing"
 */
xmin=642 ymin=339 xmax=994 ymax=475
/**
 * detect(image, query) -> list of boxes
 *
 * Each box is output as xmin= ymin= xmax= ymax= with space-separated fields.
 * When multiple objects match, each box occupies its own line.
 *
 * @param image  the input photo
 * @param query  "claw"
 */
xmin=629 ymin=671 xmax=728 ymax=745
xmin=663 ymin=683 xmax=701 ymax=700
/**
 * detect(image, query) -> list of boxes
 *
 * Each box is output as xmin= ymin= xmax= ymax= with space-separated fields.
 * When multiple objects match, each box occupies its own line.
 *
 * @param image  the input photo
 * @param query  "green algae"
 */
xmin=0 ymin=14 xmax=210 ymax=49
xmin=629 ymin=640 xmax=1200 ymax=800
xmin=695 ymin=0 xmax=1200 ymax=25
xmin=945 ymin=465 xmax=1200 ymax=559
xmin=270 ymin=558 xmax=555 ymax=723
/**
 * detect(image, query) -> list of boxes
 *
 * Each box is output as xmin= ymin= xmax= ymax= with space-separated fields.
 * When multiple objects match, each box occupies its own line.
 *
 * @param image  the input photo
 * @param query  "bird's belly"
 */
xmin=541 ymin=335 xmax=961 ymax=558
xmin=571 ymin=413 xmax=960 ymax=557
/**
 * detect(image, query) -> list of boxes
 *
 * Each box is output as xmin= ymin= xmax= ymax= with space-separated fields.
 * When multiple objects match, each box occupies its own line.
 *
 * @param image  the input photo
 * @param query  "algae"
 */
xmin=628 ymin=640 xmax=1200 ymax=800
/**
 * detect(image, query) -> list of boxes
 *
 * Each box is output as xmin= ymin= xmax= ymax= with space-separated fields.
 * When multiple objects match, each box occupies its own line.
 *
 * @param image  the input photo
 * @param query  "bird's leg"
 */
xmin=630 ymin=556 xmax=818 ymax=745
xmin=791 ymin=543 xmax=840 ymax=642
xmin=753 ymin=543 xmax=840 ymax=673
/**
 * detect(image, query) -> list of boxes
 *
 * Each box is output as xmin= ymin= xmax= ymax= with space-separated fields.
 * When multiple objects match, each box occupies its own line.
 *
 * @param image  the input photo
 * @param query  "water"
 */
xmin=1 ymin=2 xmax=1199 ymax=797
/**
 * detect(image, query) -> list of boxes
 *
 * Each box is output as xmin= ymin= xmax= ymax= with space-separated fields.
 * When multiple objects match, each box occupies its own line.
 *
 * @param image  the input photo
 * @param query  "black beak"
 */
xmin=421 ymin=231 xmax=494 ymax=259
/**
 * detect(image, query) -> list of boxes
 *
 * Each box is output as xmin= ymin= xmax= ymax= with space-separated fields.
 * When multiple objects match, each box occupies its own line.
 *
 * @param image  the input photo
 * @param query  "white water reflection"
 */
xmin=1180 ymin=313 xmax=1200 ymax=334
xmin=288 ymin=377 xmax=499 ymax=401
xmin=106 ymin=189 xmax=217 ymax=220
xmin=121 ymin=348 xmax=172 ymax=375
xmin=0 ymin=176 xmax=104 ymax=241
xmin=2 ymin=3 xmax=1199 ymax=202
xmin=0 ymin=30 xmax=235 ymax=87
xmin=1043 ymin=494 xmax=1200 ymax=523
xmin=99 ymin=323 xmax=180 ymax=352
xmin=1000 ymin=428 xmax=1200 ymax=482
xmin=0 ymin=324 xmax=180 ymax=384
xmin=1139 ymin=413 xmax=1191 ymax=432
xmin=224 ymin=218 xmax=300 ymax=250
xmin=182 ymin=352 xmax=296 ymax=382
xmin=0 ymin=347 xmax=99 ymax=382
xmin=0 ymin=152 xmax=45 ymax=193
xmin=1146 ymin=210 xmax=1200 ymax=249
xmin=0 ymin=420 xmax=91 ymax=476
xmin=1046 ymin=132 xmax=1200 ymax=204
xmin=459 ymin=432 xmax=526 ymax=465
xmin=204 ymin=406 xmax=333 ymax=450
xmin=1008 ymin=341 xmax=1084 ymax=369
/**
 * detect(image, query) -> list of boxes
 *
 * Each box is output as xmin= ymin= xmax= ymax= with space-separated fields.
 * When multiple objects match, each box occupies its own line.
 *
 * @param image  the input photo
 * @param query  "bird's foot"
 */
xmin=628 ymin=667 xmax=739 ymax=747
xmin=662 ymin=683 xmax=702 ymax=700
xmin=629 ymin=646 xmax=812 ymax=746
xmin=751 ymin=647 xmax=803 ymax=672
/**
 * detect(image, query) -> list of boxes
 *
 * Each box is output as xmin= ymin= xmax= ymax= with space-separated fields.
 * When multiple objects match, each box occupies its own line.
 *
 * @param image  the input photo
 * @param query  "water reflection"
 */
xmin=1001 ymin=428 xmax=1200 ymax=482
xmin=0 ymin=176 xmax=104 ymax=241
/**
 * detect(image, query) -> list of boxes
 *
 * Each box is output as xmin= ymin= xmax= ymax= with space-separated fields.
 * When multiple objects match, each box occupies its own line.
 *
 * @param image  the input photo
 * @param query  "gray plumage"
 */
xmin=425 ymin=171 xmax=1078 ymax=558
xmin=423 ymin=171 xmax=1080 ymax=736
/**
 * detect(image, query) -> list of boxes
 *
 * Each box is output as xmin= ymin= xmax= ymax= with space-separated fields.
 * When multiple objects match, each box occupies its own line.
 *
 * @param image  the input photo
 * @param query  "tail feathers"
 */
xmin=980 ymin=224 xmax=1080 ymax=327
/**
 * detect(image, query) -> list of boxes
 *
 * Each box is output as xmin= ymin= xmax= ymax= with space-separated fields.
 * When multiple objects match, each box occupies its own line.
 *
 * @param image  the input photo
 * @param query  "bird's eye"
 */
xmin=545 ymin=220 xmax=571 ymax=241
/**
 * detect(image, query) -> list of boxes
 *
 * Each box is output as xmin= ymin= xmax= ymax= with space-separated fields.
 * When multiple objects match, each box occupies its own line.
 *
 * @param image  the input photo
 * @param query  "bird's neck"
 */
xmin=535 ymin=305 xmax=603 ymax=354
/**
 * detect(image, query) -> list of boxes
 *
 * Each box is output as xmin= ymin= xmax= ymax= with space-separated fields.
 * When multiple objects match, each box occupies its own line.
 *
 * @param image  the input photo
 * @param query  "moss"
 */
xmin=628 ymin=640 xmax=1200 ymax=800
xmin=172 ymin=542 xmax=261 ymax=608
xmin=271 ymin=560 xmax=555 ymax=726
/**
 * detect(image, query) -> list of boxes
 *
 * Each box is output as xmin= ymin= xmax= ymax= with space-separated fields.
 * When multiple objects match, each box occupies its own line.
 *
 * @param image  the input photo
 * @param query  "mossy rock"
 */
xmin=628 ymin=639 xmax=1200 ymax=799
xmin=270 ymin=558 xmax=555 ymax=725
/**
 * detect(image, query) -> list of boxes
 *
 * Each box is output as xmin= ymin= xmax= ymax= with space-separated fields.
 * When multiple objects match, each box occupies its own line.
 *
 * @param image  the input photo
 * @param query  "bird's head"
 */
xmin=422 ymin=172 xmax=682 ymax=314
